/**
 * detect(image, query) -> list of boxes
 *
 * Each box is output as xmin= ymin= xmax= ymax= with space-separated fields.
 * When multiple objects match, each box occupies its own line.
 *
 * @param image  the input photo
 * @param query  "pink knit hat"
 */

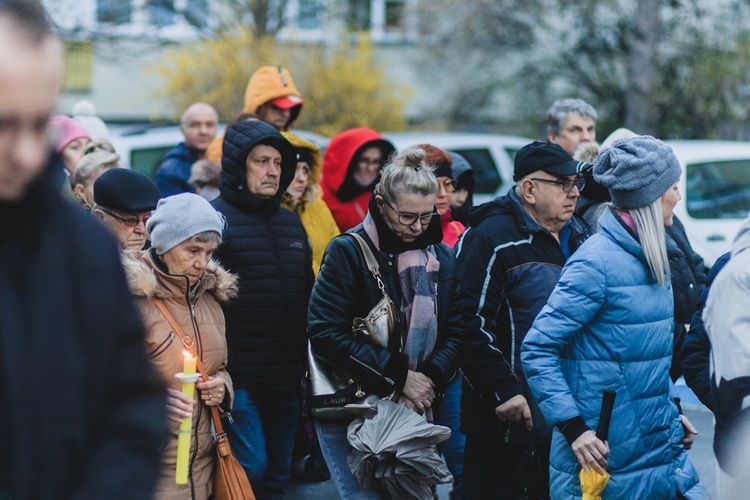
xmin=49 ymin=115 xmax=91 ymax=153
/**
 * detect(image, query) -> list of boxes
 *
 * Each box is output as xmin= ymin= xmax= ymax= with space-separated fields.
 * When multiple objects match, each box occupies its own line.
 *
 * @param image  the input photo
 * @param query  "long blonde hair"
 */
xmin=627 ymin=199 xmax=670 ymax=287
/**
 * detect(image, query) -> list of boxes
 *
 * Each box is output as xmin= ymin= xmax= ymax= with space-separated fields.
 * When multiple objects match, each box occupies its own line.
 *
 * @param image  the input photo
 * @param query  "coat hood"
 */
xmin=281 ymin=131 xmax=322 ymax=209
xmin=220 ymin=120 xmax=296 ymax=212
xmin=321 ymin=128 xmax=396 ymax=198
xmin=122 ymin=249 xmax=238 ymax=303
xmin=731 ymin=215 xmax=750 ymax=259
xmin=242 ymin=66 xmax=303 ymax=131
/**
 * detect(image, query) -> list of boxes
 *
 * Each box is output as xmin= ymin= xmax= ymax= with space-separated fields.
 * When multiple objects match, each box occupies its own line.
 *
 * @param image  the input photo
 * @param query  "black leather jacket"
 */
xmin=308 ymin=222 xmax=466 ymax=398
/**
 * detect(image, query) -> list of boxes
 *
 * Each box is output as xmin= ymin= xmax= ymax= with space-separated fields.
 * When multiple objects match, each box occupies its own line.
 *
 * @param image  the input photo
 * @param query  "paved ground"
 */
xmin=287 ymin=381 xmax=717 ymax=499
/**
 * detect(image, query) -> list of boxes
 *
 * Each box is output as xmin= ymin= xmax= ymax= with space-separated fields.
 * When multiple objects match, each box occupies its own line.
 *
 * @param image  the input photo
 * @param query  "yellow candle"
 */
xmin=175 ymin=350 xmax=197 ymax=484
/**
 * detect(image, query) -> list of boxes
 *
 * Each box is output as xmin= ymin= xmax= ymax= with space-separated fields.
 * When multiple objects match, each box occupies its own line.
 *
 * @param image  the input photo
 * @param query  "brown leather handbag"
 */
xmin=154 ymin=299 xmax=255 ymax=500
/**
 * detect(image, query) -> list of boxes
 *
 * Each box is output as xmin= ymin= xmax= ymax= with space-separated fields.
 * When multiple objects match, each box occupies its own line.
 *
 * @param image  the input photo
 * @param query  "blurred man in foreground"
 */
xmin=0 ymin=1 xmax=166 ymax=496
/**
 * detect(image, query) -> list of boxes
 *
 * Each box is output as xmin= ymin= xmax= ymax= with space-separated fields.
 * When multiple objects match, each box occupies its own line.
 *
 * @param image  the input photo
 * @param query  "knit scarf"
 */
xmin=362 ymin=213 xmax=440 ymax=372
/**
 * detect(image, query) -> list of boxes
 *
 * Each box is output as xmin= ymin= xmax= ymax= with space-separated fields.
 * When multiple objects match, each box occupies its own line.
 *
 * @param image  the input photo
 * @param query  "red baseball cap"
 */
xmin=271 ymin=95 xmax=303 ymax=109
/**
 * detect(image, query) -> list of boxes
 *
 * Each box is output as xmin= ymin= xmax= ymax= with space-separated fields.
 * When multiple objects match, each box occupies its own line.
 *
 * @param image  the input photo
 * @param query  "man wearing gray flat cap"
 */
xmin=93 ymin=168 xmax=161 ymax=250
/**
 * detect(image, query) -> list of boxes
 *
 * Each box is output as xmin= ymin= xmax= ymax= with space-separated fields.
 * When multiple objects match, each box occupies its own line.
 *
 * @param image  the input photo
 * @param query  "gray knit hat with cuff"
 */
xmin=593 ymin=135 xmax=681 ymax=209
xmin=147 ymin=193 xmax=225 ymax=255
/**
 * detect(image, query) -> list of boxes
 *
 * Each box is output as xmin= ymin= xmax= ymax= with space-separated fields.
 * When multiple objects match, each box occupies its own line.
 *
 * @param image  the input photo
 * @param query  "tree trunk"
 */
xmin=624 ymin=0 xmax=660 ymax=134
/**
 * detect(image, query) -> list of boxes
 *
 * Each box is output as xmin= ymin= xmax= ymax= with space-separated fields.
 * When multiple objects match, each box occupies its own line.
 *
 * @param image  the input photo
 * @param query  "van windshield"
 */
xmin=686 ymin=159 xmax=750 ymax=219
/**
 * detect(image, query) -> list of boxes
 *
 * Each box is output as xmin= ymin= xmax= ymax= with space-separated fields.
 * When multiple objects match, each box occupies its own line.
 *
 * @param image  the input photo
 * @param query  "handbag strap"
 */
xmin=347 ymin=233 xmax=390 ymax=298
xmin=153 ymin=298 xmax=226 ymax=436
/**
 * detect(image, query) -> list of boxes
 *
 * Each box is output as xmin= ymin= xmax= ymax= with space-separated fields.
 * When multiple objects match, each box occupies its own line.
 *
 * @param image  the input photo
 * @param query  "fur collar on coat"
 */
xmin=122 ymin=249 xmax=238 ymax=303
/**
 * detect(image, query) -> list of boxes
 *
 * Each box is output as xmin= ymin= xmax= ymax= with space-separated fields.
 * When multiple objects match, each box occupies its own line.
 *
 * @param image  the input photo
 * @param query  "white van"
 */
xmin=383 ymin=132 xmax=533 ymax=204
xmin=665 ymin=140 xmax=750 ymax=267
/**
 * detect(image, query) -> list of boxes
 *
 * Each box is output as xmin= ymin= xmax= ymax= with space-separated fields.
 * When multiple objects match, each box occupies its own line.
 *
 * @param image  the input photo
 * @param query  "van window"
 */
xmin=449 ymin=148 xmax=501 ymax=194
xmin=686 ymin=159 xmax=750 ymax=219
xmin=130 ymin=146 xmax=173 ymax=178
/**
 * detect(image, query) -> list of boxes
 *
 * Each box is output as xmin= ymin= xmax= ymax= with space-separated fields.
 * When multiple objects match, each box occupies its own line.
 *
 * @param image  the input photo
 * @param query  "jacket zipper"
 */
xmin=149 ymin=330 xmax=175 ymax=359
xmin=349 ymin=355 xmax=395 ymax=387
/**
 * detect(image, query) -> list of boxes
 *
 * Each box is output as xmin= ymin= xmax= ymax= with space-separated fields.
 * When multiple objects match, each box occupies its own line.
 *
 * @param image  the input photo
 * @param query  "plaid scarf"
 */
xmin=363 ymin=213 xmax=440 ymax=370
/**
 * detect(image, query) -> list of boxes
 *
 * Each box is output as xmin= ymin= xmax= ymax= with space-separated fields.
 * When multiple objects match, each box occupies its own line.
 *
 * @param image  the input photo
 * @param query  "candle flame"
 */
xmin=183 ymin=350 xmax=193 ymax=359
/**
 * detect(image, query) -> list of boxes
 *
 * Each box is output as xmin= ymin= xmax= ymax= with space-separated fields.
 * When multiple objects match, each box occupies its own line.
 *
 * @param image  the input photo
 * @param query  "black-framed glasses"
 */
xmin=100 ymin=208 xmax=151 ymax=228
xmin=383 ymin=199 xmax=439 ymax=227
xmin=439 ymin=179 xmax=457 ymax=193
xmin=529 ymin=176 xmax=586 ymax=193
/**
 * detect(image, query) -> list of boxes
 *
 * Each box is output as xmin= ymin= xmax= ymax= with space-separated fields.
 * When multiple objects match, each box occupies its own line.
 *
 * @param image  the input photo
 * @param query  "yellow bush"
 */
xmin=295 ymin=36 xmax=409 ymax=135
xmin=152 ymin=31 xmax=408 ymax=134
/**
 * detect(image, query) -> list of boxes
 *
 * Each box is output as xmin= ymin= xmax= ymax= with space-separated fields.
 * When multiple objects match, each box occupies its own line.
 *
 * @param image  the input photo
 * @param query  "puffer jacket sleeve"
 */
xmin=308 ymin=235 xmax=409 ymax=396
xmin=521 ymin=249 xmax=607 ymax=426
xmin=214 ymin=369 xmax=234 ymax=411
xmin=416 ymin=245 xmax=467 ymax=392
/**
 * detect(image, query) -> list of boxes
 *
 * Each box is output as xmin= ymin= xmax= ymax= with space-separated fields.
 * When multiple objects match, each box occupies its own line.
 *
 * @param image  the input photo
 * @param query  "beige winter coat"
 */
xmin=123 ymin=250 xmax=238 ymax=500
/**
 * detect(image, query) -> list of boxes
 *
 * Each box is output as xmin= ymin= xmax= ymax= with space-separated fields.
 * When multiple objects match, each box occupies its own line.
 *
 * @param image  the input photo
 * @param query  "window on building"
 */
xmin=184 ymin=0 xmax=208 ymax=29
xmin=62 ymin=42 xmax=93 ymax=92
xmin=384 ymin=0 xmax=404 ymax=32
xmin=97 ymin=0 xmax=132 ymax=24
xmin=298 ymin=0 xmax=321 ymax=29
xmin=348 ymin=0 xmax=371 ymax=31
xmin=148 ymin=0 xmax=175 ymax=27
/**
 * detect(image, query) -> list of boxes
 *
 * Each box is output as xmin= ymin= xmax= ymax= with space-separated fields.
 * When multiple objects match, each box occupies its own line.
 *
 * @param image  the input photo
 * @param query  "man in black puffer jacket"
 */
xmin=212 ymin=120 xmax=313 ymax=499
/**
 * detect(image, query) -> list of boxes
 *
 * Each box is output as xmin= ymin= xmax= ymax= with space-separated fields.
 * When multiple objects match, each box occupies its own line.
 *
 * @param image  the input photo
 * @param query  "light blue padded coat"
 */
xmin=522 ymin=208 xmax=707 ymax=499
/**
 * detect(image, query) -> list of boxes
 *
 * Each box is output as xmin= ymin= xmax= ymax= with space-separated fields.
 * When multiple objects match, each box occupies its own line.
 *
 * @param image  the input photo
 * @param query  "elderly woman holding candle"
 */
xmin=123 ymin=193 xmax=238 ymax=499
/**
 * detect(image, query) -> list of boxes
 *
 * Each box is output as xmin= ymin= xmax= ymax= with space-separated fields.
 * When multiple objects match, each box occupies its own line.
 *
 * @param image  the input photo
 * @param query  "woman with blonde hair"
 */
xmin=522 ymin=136 xmax=707 ymax=499
xmin=71 ymin=150 xmax=119 ymax=211
xmin=308 ymin=147 xmax=466 ymax=498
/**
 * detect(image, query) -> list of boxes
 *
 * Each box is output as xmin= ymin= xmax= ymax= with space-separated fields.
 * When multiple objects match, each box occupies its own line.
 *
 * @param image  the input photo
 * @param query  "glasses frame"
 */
xmin=382 ymin=199 xmax=439 ymax=227
xmin=99 ymin=208 xmax=151 ymax=228
xmin=529 ymin=176 xmax=586 ymax=193
xmin=438 ymin=178 xmax=457 ymax=193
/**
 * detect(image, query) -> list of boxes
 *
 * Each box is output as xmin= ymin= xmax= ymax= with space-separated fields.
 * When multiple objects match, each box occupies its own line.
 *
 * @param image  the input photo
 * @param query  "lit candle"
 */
xmin=175 ymin=350 xmax=198 ymax=484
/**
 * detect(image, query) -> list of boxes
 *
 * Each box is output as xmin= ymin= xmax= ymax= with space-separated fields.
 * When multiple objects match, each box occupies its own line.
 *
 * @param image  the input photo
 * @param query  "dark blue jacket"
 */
xmin=211 ymin=121 xmax=313 ymax=392
xmin=680 ymin=252 xmax=730 ymax=410
xmin=455 ymin=190 xmax=591 ymax=443
xmin=0 ymin=155 xmax=166 ymax=498
xmin=154 ymin=142 xmax=199 ymax=197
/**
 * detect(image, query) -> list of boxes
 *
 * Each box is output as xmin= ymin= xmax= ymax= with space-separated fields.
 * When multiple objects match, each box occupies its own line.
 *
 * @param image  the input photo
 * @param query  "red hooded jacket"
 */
xmin=320 ymin=128 xmax=395 ymax=232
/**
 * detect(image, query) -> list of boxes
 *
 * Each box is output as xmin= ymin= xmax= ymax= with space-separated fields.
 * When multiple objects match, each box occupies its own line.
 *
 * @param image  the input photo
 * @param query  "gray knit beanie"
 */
xmin=593 ymin=135 xmax=681 ymax=209
xmin=147 ymin=193 xmax=225 ymax=255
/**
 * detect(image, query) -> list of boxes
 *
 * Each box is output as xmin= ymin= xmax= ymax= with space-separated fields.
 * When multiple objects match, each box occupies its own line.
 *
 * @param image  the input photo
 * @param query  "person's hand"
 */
xmin=494 ymin=394 xmax=533 ymax=430
xmin=681 ymin=414 xmax=698 ymax=450
xmin=401 ymin=371 xmax=436 ymax=415
xmin=196 ymin=376 xmax=226 ymax=407
xmin=571 ymin=430 xmax=610 ymax=474
xmin=393 ymin=393 xmax=418 ymax=413
xmin=166 ymin=387 xmax=193 ymax=424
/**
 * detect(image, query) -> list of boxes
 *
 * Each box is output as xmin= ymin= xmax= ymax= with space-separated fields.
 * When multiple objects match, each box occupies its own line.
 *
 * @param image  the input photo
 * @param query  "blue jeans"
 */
xmin=316 ymin=419 xmax=382 ymax=499
xmin=225 ymin=389 xmax=299 ymax=500
xmin=436 ymin=376 xmax=465 ymax=499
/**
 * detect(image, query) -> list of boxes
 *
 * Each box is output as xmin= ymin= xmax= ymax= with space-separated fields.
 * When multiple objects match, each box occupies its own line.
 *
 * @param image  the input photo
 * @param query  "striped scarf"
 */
xmin=363 ymin=213 xmax=440 ymax=370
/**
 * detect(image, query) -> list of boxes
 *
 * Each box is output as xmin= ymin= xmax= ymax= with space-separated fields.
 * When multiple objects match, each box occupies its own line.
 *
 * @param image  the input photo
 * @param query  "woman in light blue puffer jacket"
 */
xmin=521 ymin=136 xmax=709 ymax=499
